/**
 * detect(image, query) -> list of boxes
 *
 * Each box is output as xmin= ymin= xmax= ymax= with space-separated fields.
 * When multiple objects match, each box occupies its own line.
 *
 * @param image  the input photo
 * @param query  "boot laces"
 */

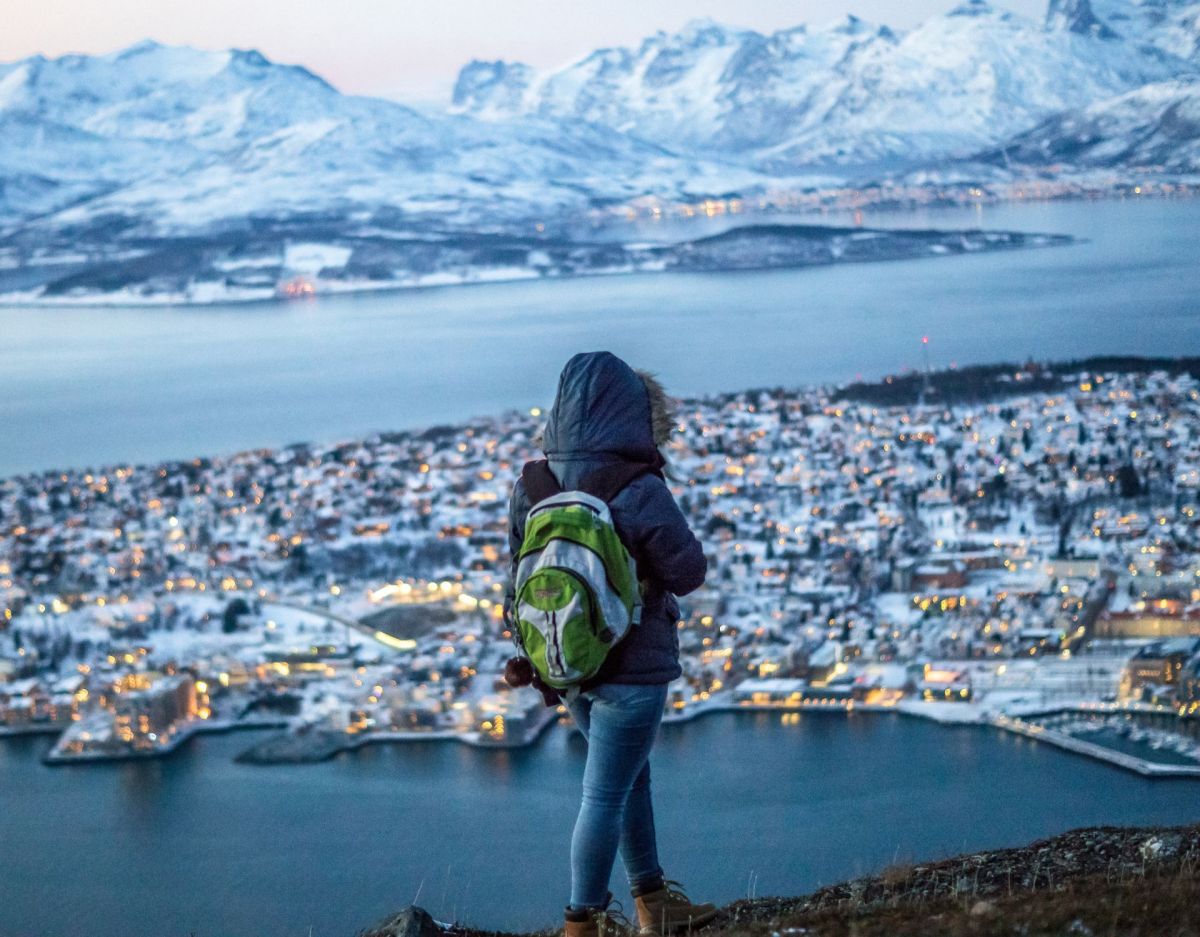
xmin=661 ymin=880 xmax=694 ymax=907
xmin=594 ymin=898 xmax=636 ymax=935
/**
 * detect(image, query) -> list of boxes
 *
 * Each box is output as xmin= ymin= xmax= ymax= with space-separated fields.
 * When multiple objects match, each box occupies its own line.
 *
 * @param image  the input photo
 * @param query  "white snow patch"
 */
xmin=0 ymin=65 xmax=29 ymax=109
xmin=282 ymin=242 xmax=353 ymax=274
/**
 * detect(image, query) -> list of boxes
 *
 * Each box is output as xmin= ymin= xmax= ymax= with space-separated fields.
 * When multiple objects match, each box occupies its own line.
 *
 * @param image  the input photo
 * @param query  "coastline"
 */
xmin=4 ymin=354 xmax=1200 ymax=781
xmin=230 ymin=697 xmax=1200 ymax=775
xmin=991 ymin=713 xmax=1200 ymax=779
xmin=233 ymin=704 xmax=563 ymax=764
xmin=0 ymin=221 xmax=1074 ymax=309
xmin=40 ymin=715 xmax=289 ymax=765
xmin=4 ymin=179 xmax=1196 ymax=312
xmin=21 ymin=692 xmax=1200 ymax=778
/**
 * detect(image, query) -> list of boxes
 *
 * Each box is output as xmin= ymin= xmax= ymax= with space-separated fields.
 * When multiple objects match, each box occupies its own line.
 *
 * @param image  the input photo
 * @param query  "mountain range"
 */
xmin=453 ymin=0 xmax=1198 ymax=170
xmin=0 ymin=41 xmax=766 ymax=236
xmin=0 ymin=0 xmax=1196 ymax=302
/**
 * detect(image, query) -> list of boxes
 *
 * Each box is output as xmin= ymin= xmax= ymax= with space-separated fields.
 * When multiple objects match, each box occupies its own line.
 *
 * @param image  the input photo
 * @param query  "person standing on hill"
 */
xmin=504 ymin=351 xmax=718 ymax=936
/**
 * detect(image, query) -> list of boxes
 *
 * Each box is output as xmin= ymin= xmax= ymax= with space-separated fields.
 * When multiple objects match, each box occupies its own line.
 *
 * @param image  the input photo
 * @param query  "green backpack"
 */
xmin=512 ymin=460 xmax=647 ymax=690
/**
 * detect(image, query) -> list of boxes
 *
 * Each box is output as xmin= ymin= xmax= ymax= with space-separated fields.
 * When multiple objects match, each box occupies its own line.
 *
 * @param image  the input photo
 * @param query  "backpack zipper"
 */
xmin=547 ymin=608 xmax=566 ymax=676
xmin=558 ymin=567 xmax=602 ymax=638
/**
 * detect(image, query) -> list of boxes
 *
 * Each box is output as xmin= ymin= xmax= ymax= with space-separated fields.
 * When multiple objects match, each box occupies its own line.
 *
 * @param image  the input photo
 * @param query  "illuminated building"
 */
xmin=1097 ymin=600 xmax=1200 ymax=639
xmin=1119 ymin=638 xmax=1200 ymax=702
xmin=112 ymin=674 xmax=198 ymax=751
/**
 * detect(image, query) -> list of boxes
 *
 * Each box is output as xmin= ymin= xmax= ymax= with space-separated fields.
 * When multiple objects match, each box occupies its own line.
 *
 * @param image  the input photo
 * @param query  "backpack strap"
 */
xmin=521 ymin=459 xmax=562 ymax=506
xmin=522 ymin=457 xmax=662 ymax=506
xmin=579 ymin=460 xmax=660 ymax=503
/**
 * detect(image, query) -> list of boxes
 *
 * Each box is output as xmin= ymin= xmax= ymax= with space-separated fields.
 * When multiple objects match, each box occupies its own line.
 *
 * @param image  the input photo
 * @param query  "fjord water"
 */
xmin=2 ymin=198 xmax=1199 ymax=478
xmin=2 ymin=198 xmax=1200 ymax=937
xmin=1 ymin=714 xmax=1199 ymax=937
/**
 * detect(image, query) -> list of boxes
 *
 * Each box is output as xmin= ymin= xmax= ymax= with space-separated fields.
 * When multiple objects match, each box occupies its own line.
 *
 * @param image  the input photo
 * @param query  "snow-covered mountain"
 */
xmin=1091 ymin=0 xmax=1200 ymax=59
xmin=1 ymin=0 xmax=1198 ymax=304
xmin=1046 ymin=0 xmax=1119 ymax=38
xmin=979 ymin=75 xmax=1200 ymax=169
xmin=453 ymin=0 xmax=1196 ymax=168
xmin=0 ymin=41 xmax=773 ymax=238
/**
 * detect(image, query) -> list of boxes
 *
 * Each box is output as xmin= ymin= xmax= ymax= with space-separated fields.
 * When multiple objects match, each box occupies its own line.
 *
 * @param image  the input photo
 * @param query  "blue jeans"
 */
xmin=565 ymin=681 xmax=668 ymax=910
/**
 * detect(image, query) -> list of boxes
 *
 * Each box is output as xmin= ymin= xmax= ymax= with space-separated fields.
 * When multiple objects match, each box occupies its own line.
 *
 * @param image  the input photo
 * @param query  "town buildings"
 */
xmin=2 ymin=364 xmax=1199 ymax=762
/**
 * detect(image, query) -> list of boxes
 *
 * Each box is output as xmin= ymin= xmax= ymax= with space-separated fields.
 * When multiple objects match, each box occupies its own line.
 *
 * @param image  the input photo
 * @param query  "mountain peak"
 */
xmin=451 ymin=59 xmax=535 ymax=111
xmin=1045 ymin=0 xmax=1118 ymax=38
xmin=230 ymin=48 xmax=271 ymax=68
xmin=679 ymin=17 xmax=728 ymax=33
xmin=948 ymin=0 xmax=998 ymax=17
xmin=675 ymin=17 xmax=748 ymax=45
xmin=829 ymin=13 xmax=884 ymax=36
xmin=99 ymin=40 xmax=332 ymax=91
xmin=117 ymin=38 xmax=165 ymax=57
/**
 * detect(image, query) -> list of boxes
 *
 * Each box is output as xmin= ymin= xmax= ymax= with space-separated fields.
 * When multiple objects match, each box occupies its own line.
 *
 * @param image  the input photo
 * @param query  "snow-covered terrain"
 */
xmin=1091 ymin=0 xmax=1200 ymax=60
xmin=0 ymin=0 xmax=1197 ymax=304
xmin=0 ymin=223 xmax=1071 ymax=306
xmin=454 ymin=0 xmax=1197 ymax=168
xmin=0 ymin=40 xmax=780 ymax=237
xmin=978 ymin=76 xmax=1200 ymax=170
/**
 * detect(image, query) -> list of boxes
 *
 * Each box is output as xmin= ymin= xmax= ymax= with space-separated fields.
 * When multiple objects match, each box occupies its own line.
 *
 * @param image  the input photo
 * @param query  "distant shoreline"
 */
xmin=0 ymin=219 xmax=1076 ymax=309
xmin=6 ymin=183 xmax=1197 ymax=309
xmin=2 ymin=352 xmax=1197 ymax=485
xmin=21 ymin=693 xmax=1200 ymax=778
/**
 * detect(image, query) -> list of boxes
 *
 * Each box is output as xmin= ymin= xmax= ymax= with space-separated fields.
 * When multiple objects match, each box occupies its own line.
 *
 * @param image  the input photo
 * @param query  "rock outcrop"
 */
xmin=359 ymin=822 xmax=1200 ymax=937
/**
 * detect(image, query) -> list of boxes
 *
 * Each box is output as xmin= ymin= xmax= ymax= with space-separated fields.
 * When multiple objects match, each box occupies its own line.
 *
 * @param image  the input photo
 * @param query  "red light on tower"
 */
xmin=919 ymin=335 xmax=932 ymax=404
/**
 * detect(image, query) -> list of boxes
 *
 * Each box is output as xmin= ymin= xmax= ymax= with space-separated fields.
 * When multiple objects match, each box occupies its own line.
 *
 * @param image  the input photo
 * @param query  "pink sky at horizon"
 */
xmin=4 ymin=0 xmax=1049 ymax=102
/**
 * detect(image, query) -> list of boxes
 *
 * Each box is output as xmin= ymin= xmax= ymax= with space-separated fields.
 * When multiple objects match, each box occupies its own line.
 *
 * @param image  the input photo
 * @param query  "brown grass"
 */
xmin=720 ymin=867 xmax=1200 ymax=937
xmin=364 ymin=824 xmax=1200 ymax=937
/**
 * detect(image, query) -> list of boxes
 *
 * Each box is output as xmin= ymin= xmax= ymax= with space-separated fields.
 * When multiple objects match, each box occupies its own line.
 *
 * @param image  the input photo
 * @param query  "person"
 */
xmin=504 ymin=351 xmax=718 ymax=937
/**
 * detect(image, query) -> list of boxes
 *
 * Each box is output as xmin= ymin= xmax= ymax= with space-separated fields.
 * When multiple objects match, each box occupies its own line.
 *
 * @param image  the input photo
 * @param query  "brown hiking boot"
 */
xmin=632 ymin=880 xmax=718 ymax=935
xmin=564 ymin=898 xmax=636 ymax=937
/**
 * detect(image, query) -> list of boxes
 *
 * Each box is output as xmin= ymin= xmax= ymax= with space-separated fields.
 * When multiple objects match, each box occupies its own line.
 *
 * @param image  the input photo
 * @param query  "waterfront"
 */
xmin=2 ymin=711 xmax=1199 ymax=937
xmin=3 ymin=195 xmax=1200 ymax=936
xmin=1 ymin=198 xmax=1198 ymax=478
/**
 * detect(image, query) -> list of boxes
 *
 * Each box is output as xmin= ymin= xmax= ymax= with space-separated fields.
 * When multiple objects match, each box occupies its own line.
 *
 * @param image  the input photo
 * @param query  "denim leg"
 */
xmin=565 ymin=683 xmax=667 ymax=909
xmin=619 ymin=759 xmax=663 ymax=891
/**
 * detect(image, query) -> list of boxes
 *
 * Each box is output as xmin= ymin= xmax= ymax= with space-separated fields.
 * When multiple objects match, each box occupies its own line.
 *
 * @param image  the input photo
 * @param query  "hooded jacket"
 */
xmin=504 ymin=351 xmax=706 ymax=685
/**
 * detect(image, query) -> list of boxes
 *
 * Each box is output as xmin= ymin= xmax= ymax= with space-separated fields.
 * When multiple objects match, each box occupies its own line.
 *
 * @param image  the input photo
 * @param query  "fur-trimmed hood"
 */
xmin=539 ymin=352 xmax=674 ymax=476
xmin=636 ymin=368 xmax=675 ymax=449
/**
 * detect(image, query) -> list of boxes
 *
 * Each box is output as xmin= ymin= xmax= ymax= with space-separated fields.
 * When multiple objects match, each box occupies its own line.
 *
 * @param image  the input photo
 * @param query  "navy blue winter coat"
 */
xmin=505 ymin=351 xmax=707 ymax=685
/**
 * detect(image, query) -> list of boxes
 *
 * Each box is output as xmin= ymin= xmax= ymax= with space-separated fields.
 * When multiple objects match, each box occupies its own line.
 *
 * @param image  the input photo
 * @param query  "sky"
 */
xmin=4 ymin=0 xmax=1048 ymax=102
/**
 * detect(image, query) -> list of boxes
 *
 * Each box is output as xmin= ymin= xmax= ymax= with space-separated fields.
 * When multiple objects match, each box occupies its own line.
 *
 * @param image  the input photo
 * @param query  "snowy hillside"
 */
xmin=0 ymin=221 xmax=1072 ymax=306
xmin=0 ymin=0 xmax=1198 ymax=304
xmin=0 ymin=41 xmax=775 ymax=237
xmin=1091 ymin=0 xmax=1200 ymax=59
xmin=979 ymin=76 xmax=1200 ymax=170
xmin=2 ymin=0 xmax=1197 ymax=241
xmin=454 ymin=0 xmax=1196 ymax=168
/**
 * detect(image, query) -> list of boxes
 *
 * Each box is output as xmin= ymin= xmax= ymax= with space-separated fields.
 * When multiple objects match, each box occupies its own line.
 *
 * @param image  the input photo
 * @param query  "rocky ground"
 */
xmin=361 ymin=823 xmax=1200 ymax=937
